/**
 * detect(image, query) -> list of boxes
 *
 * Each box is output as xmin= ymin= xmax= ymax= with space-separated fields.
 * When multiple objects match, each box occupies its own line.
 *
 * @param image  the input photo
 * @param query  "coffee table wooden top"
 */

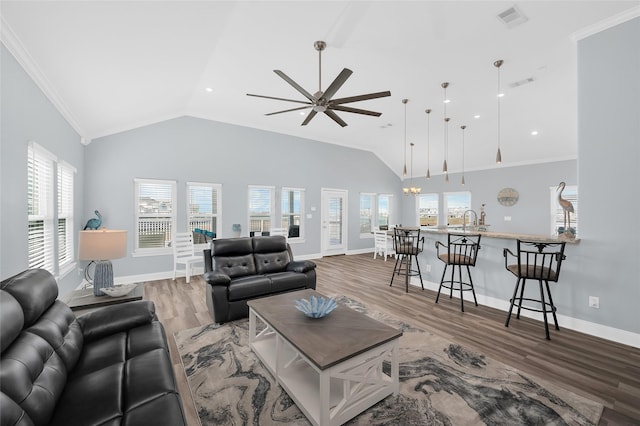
xmin=247 ymin=289 xmax=402 ymax=370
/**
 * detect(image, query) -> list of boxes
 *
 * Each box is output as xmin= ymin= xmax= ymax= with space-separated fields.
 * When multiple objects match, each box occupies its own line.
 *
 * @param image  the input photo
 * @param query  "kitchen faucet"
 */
xmin=463 ymin=210 xmax=478 ymax=232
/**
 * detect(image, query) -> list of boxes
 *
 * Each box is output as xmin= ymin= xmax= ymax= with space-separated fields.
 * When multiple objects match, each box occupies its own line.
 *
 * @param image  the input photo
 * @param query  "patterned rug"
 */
xmin=174 ymin=296 xmax=602 ymax=425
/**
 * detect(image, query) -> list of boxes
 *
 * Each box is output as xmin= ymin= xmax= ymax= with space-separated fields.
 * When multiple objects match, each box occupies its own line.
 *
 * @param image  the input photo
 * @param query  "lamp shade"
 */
xmin=78 ymin=230 xmax=127 ymax=260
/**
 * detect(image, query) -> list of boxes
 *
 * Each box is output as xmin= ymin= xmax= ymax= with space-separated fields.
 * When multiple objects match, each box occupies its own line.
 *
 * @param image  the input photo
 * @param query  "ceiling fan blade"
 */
xmin=330 ymin=90 xmax=391 ymax=105
xmin=247 ymin=93 xmax=311 ymax=105
xmin=330 ymin=105 xmax=382 ymax=117
xmin=265 ymin=105 xmax=312 ymax=116
xmin=322 ymin=68 xmax=353 ymax=101
xmin=274 ymin=70 xmax=316 ymax=101
xmin=324 ymin=110 xmax=348 ymax=127
xmin=301 ymin=110 xmax=318 ymax=126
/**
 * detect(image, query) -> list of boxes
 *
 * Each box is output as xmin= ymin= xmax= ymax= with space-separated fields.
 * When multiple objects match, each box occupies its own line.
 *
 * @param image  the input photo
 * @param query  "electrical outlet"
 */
xmin=589 ymin=296 xmax=599 ymax=309
xmin=426 ymin=264 xmax=432 ymax=273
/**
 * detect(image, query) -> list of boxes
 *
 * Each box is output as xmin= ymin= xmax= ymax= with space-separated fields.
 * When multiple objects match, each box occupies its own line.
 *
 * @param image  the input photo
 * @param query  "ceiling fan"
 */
xmin=247 ymin=41 xmax=391 ymax=127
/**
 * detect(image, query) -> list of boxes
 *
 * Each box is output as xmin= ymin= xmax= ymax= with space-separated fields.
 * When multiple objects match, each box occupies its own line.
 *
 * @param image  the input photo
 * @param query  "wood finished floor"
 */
xmin=143 ymin=253 xmax=640 ymax=426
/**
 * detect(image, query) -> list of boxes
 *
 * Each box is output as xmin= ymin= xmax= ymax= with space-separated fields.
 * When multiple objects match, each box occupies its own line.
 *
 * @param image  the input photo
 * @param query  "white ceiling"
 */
xmin=2 ymin=1 xmax=638 ymax=177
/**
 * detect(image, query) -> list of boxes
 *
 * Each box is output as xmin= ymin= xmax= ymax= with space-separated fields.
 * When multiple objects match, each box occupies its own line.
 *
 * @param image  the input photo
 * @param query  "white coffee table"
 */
xmin=247 ymin=289 xmax=402 ymax=426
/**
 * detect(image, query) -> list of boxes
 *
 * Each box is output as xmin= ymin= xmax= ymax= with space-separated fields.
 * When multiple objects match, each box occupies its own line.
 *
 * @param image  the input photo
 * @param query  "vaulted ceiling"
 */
xmin=2 ymin=1 xmax=638 ymax=177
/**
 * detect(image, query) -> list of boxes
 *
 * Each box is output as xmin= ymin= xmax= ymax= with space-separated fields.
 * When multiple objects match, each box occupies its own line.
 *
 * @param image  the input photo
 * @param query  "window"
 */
xmin=281 ymin=187 xmax=304 ymax=239
xmin=417 ymin=193 xmax=438 ymax=227
xmin=134 ymin=179 xmax=176 ymax=254
xmin=444 ymin=191 xmax=471 ymax=227
xmin=57 ymin=161 xmax=75 ymax=272
xmin=551 ymin=185 xmax=578 ymax=236
xmin=360 ymin=193 xmax=375 ymax=235
xmin=187 ymin=182 xmax=221 ymax=237
xmin=248 ymin=185 xmax=274 ymax=233
xmin=377 ymin=194 xmax=392 ymax=228
xmin=27 ymin=142 xmax=55 ymax=272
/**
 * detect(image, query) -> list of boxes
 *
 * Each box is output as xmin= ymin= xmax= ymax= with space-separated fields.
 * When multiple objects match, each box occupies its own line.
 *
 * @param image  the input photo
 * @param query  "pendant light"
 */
xmin=425 ymin=109 xmax=432 ymax=179
xmin=404 ymin=142 xmax=421 ymax=195
xmin=461 ymin=125 xmax=467 ymax=185
xmin=402 ymin=98 xmax=408 ymax=176
xmin=441 ymin=82 xmax=449 ymax=180
xmin=494 ymin=60 xmax=504 ymax=164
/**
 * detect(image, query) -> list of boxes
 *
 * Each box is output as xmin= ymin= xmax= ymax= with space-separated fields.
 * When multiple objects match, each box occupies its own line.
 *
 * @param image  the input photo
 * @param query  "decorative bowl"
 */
xmin=294 ymin=295 xmax=337 ymax=319
xmin=100 ymin=284 xmax=137 ymax=297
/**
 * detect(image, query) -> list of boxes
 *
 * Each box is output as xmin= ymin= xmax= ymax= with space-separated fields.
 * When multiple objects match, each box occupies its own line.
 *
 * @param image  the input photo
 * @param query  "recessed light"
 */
xmin=497 ymin=93 xmax=505 ymax=98
xmin=205 ymin=87 xmax=213 ymax=93
xmin=444 ymin=99 xmax=451 ymax=104
xmin=299 ymin=111 xmax=306 ymax=116
xmin=531 ymin=130 xmax=539 ymax=136
xmin=474 ymin=115 xmax=480 ymax=119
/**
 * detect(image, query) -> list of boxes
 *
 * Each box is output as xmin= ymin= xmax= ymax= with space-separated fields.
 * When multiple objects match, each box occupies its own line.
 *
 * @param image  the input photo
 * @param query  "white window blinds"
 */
xmin=57 ymin=162 xmax=75 ymax=269
xmin=28 ymin=142 xmax=55 ymax=272
xmin=135 ymin=179 xmax=176 ymax=252
xmin=187 ymin=182 xmax=221 ymax=237
xmin=281 ymin=187 xmax=303 ymax=239
xmin=248 ymin=185 xmax=274 ymax=233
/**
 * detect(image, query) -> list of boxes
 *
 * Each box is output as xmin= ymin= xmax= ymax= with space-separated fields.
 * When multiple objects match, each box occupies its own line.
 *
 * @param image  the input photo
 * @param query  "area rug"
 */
xmin=174 ymin=296 xmax=602 ymax=426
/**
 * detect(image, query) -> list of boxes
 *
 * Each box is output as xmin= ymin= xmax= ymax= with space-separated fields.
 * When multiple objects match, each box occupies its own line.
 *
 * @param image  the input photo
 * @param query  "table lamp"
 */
xmin=78 ymin=229 xmax=127 ymax=296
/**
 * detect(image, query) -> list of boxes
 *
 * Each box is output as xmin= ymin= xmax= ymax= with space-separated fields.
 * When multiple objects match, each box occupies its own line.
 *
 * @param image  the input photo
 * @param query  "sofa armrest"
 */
xmin=287 ymin=260 xmax=316 ymax=274
xmin=78 ymin=300 xmax=157 ymax=343
xmin=204 ymin=271 xmax=232 ymax=287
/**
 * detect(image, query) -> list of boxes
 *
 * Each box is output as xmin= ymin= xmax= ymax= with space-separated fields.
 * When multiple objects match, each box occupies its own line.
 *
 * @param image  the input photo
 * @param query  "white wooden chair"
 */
xmin=373 ymin=230 xmax=395 ymax=261
xmin=172 ymin=232 xmax=203 ymax=283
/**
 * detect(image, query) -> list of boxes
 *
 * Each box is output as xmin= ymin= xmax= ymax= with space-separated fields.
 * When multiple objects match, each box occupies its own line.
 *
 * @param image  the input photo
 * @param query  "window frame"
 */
xmin=27 ymin=142 xmax=56 ymax=273
xmin=280 ymin=186 xmax=305 ymax=242
xmin=550 ymin=184 xmax=578 ymax=236
xmin=248 ymin=185 xmax=275 ymax=234
xmin=133 ymin=178 xmax=177 ymax=256
xmin=443 ymin=191 xmax=472 ymax=228
xmin=377 ymin=194 xmax=392 ymax=230
xmin=186 ymin=182 xmax=221 ymax=239
xmin=359 ymin=193 xmax=375 ymax=237
xmin=57 ymin=160 xmax=76 ymax=276
xmin=417 ymin=193 xmax=439 ymax=227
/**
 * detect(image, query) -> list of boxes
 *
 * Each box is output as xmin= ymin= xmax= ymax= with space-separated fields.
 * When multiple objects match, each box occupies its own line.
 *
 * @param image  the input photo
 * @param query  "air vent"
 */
xmin=508 ymin=77 xmax=535 ymax=89
xmin=497 ymin=5 xmax=528 ymax=29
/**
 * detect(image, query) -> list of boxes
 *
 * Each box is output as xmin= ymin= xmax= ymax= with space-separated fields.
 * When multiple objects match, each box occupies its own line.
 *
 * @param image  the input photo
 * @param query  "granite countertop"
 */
xmin=420 ymin=227 xmax=580 ymax=244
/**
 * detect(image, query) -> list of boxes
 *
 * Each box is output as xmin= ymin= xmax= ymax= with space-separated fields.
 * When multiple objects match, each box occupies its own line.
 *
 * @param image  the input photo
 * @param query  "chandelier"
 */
xmin=403 ymin=142 xmax=421 ymax=195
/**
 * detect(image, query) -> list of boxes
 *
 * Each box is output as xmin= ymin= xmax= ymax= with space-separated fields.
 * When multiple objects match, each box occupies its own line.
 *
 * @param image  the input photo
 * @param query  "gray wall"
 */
xmin=84 ymin=116 xmax=402 ymax=277
xmin=574 ymin=18 xmax=639 ymax=335
xmin=1 ymin=44 xmax=84 ymax=296
xmin=399 ymin=160 xmax=577 ymax=235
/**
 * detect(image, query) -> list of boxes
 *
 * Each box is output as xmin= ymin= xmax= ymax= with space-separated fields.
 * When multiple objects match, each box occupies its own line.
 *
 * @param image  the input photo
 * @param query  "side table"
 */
xmin=63 ymin=283 xmax=143 ymax=313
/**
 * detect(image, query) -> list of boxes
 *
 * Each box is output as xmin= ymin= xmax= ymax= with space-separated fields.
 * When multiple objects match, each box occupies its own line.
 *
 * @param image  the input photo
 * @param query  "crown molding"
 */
xmin=570 ymin=5 xmax=640 ymax=42
xmin=1 ymin=15 xmax=86 ymax=139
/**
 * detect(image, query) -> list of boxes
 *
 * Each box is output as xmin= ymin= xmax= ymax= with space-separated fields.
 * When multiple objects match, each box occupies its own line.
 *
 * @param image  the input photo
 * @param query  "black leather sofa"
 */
xmin=204 ymin=235 xmax=317 ymax=324
xmin=0 ymin=269 xmax=186 ymax=426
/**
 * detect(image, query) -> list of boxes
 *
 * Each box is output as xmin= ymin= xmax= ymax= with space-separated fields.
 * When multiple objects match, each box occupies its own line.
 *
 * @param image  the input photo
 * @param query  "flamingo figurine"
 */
xmin=556 ymin=182 xmax=574 ymax=237
xmin=83 ymin=210 xmax=103 ymax=230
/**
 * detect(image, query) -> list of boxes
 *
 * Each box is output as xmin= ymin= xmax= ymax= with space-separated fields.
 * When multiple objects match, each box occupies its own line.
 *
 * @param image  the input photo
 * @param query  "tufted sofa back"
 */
xmin=252 ymin=236 xmax=290 ymax=274
xmin=210 ymin=236 xmax=291 ymax=278
xmin=1 ymin=269 xmax=83 ymax=426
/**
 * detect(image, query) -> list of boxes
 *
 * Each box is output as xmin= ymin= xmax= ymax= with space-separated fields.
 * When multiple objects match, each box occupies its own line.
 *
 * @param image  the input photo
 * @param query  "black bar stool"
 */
xmin=435 ymin=233 xmax=481 ymax=312
xmin=503 ymin=239 xmax=566 ymax=340
xmin=390 ymin=227 xmax=424 ymax=292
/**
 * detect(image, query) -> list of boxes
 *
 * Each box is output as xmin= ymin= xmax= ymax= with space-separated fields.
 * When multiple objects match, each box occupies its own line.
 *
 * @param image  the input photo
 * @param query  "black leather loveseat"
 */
xmin=0 ymin=269 xmax=186 ymax=426
xmin=204 ymin=235 xmax=316 ymax=324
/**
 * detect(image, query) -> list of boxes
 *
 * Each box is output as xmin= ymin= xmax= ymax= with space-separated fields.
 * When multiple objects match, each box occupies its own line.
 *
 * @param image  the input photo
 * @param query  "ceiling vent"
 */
xmin=497 ymin=5 xmax=529 ymax=29
xmin=509 ymin=77 xmax=535 ymax=89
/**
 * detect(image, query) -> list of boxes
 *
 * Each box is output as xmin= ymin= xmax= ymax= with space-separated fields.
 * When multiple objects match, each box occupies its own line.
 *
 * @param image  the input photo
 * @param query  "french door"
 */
xmin=321 ymin=189 xmax=347 ymax=256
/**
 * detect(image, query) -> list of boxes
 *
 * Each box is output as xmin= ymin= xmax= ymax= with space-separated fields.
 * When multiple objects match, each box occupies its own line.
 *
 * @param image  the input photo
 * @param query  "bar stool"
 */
xmin=435 ymin=233 xmax=481 ymax=312
xmin=503 ymin=239 xmax=566 ymax=340
xmin=390 ymin=227 xmax=424 ymax=292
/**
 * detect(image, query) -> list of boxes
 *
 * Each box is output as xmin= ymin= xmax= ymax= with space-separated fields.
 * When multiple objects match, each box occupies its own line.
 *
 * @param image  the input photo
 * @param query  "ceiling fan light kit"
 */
xmin=247 ymin=41 xmax=391 ymax=127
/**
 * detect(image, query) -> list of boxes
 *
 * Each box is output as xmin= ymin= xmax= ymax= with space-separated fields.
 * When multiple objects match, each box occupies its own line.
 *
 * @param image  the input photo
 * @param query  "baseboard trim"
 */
xmin=408 ymin=278 xmax=640 ymax=349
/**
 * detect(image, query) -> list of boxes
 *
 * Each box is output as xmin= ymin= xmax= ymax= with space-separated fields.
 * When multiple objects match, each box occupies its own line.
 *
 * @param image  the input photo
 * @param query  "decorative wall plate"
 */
xmin=497 ymin=188 xmax=519 ymax=206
